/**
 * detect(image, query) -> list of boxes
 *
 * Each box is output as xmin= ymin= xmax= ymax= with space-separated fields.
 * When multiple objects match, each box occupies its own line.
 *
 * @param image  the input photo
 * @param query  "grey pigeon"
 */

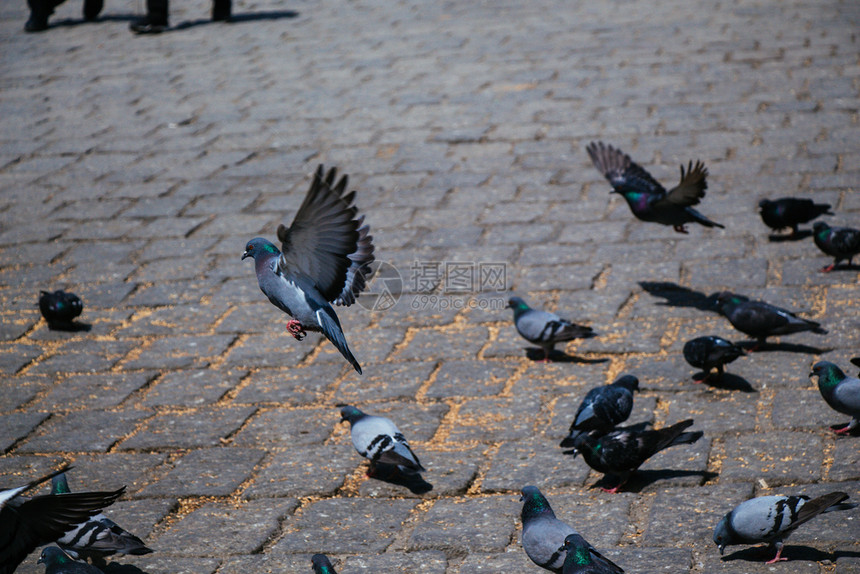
xmin=340 ymin=405 xmax=424 ymax=476
xmin=508 ymin=296 xmax=595 ymax=361
xmin=0 ymin=467 xmax=125 ymax=574
xmin=812 ymin=221 xmax=860 ymax=272
xmin=51 ymin=472 xmax=151 ymax=560
xmin=311 ymin=553 xmax=337 ymax=574
xmin=559 ymin=375 xmax=639 ymax=448
xmin=572 ymin=419 xmax=703 ymax=493
xmin=758 ymin=197 xmax=832 ymax=237
xmin=810 ymin=361 xmax=860 ymax=434
xmin=587 ymin=141 xmax=723 ymax=234
xmin=243 ymin=165 xmax=375 ymax=374
xmin=37 ymin=547 xmax=102 ymax=573
xmin=682 ymin=336 xmax=745 ymax=382
xmin=559 ymin=533 xmax=624 ymax=574
xmin=713 ymin=492 xmax=857 ymax=563
xmin=520 ymin=486 xmax=623 ymax=574
xmin=713 ymin=291 xmax=826 ymax=350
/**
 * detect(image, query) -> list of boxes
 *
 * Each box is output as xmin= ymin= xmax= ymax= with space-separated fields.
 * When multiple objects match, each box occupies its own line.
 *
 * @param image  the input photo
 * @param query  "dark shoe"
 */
xmin=212 ymin=0 xmax=231 ymax=21
xmin=83 ymin=0 xmax=103 ymax=20
xmin=130 ymin=17 xmax=167 ymax=33
xmin=24 ymin=13 xmax=49 ymax=32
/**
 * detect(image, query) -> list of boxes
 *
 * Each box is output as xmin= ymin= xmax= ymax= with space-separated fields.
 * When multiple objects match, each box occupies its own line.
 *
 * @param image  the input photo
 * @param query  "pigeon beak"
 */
xmin=718 ymin=545 xmax=725 ymax=555
xmin=571 ymin=449 xmax=579 ymax=459
xmin=241 ymin=250 xmax=251 ymax=260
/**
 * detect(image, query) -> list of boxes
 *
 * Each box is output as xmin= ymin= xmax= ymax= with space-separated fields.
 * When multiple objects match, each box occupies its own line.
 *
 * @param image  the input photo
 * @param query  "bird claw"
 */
xmin=286 ymin=320 xmax=306 ymax=341
xmin=833 ymin=424 xmax=853 ymax=435
xmin=765 ymin=555 xmax=787 ymax=564
xmin=819 ymin=264 xmax=835 ymax=273
xmin=600 ymin=485 xmax=621 ymax=494
xmin=673 ymin=225 xmax=689 ymax=234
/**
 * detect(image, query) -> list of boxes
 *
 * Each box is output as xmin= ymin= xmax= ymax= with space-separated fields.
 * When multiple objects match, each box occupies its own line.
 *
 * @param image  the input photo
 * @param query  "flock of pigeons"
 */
xmin=4 ymin=144 xmax=858 ymax=573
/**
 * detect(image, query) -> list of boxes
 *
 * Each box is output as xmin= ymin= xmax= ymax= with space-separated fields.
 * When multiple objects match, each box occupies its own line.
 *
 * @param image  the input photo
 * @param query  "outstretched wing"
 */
xmin=586 ymin=141 xmax=666 ymax=197
xmin=660 ymin=160 xmax=707 ymax=207
xmin=277 ymin=165 xmax=369 ymax=303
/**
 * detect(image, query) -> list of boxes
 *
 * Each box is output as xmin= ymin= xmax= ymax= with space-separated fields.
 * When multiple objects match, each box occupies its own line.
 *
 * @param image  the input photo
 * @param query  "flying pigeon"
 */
xmin=758 ymin=197 xmax=832 ymax=237
xmin=559 ymin=533 xmax=624 ymax=574
xmin=586 ymin=141 xmax=723 ymax=234
xmin=559 ymin=375 xmax=639 ymax=448
xmin=340 ymin=405 xmax=424 ymax=476
xmin=571 ymin=419 xmax=703 ymax=493
xmin=242 ymin=165 xmax=375 ymax=374
xmin=812 ymin=221 xmax=860 ymax=272
xmin=508 ymin=297 xmax=595 ymax=361
xmin=0 ymin=467 xmax=125 ymax=574
xmin=682 ymin=336 xmax=745 ymax=382
xmin=713 ymin=291 xmax=826 ymax=350
xmin=520 ymin=486 xmax=623 ymax=574
xmin=810 ymin=361 xmax=860 ymax=435
xmin=51 ymin=472 xmax=152 ymax=560
xmin=38 ymin=290 xmax=83 ymax=328
xmin=713 ymin=492 xmax=857 ymax=564
xmin=312 ymin=554 xmax=338 ymax=574
xmin=37 ymin=547 xmax=102 ymax=573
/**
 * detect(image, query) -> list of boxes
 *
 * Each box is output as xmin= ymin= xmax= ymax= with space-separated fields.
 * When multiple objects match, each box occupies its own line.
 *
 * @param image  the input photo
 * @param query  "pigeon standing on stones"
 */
xmin=682 ymin=336 xmax=745 ymax=382
xmin=810 ymin=361 xmax=860 ymax=435
xmin=713 ymin=492 xmax=857 ymax=564
xmin=0 ymin=468 xmax=125 ymax=574
xmin=340 ymin=405 xmax=425 ymax=475
xmin=243 ymin=165 xmax=375 ymax=374
xmin=311 ymin=554 xmax=338 ymax=574
xmin=558 ymin=534 xmax=624 ymax=574
xmin=812 ymin=221 xmax=860 ymax=272
xmin=713 ymin=291 xmax=826 ymax=350
xmin=38 ymin=290 xmax=83 ymax=328
xmin=37 ymin=547 xmax=102 ymax=573
xmin=586 ymin=141 xmax=723 ymax=233
xmin=758 ymin=197 xmax=832 ymax=237
xmin=51 ymin=472 xmax=152 ymax=560
xmin=520 ymin=486 xmax=623 ymax=574
xmin=508 ymin=297 xmax=595 ymax=361
xmin=559 ymin=375 xmax=639 ymax=448
xmin=572 ymin=419 xmax=703 ymax=493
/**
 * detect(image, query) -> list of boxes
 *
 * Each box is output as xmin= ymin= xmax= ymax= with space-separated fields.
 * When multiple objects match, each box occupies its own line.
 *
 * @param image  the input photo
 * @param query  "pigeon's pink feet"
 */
xmin=765 ymin=548 xmax=786 ymax=564
xmin=601 ymin=485 xmax=622 ymax=494
xmin=833 ymin=423 xmax=854 ymax=435
xmin=819 ymin=264 xmax=836 ymax=273
xmin=673 ymin=225 xmax=689 ymax=234
xmin=286 ymin=319 xmax=306 ymax=341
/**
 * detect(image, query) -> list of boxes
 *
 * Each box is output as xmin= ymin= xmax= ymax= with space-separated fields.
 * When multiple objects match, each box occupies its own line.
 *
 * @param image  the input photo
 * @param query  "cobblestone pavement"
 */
xmin=1 ymin=0 xmax=859 ymax=572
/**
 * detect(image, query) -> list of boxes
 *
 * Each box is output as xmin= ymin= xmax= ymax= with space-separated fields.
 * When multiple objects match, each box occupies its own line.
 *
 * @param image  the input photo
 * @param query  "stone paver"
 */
xmin=1 ymin=0 xmax=858 ymax=572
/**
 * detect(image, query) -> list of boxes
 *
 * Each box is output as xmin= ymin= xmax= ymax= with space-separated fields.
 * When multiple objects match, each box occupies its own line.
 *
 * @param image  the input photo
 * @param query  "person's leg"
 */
xmin=130 ymin=0 xmax=168 ymax=33
xmin=82 ymin=0 xmax=103 ymax=21
xmin=24 ymin=0 xmax=64 ymax=32
xmin=212 ymin=0 xmax=231 ymax=21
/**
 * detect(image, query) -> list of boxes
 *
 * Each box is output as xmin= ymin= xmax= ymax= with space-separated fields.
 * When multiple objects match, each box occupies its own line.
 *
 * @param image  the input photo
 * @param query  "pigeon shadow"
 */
xmin=737 ymin=341 xmax=828 ymax=355
xmin=524 ymin=347 xmax=608 ymax=364
xmin=638 ymin=281 xmax=717 ymax=313
xmin=48 ymin=13 xmax=139 ymax=28
xmin=691 ymin=372 xmax=757 ymax=392
xmin=768 ymin=230 xmax=813 ymax=242
xmin=46 ymin=321 xmax=92 ymax=332
xmin=173 ymin=10 xmax=299 ymax=30
xmin=603 ymin=469 xmax=718 ymax=493
xmin=721 ymin=545 xmax=860 ymax=564
xmin=369 ymin=463 xmax=433 ymax=495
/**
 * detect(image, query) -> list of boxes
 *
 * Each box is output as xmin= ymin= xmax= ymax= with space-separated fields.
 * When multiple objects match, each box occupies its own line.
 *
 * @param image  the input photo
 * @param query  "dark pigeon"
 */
xmin=587 ymin=141 xmax=723 ymax=234
xmin=0 ymin=468 xmax=125 ymax=574
xmin=713 ymin=492 xmax=857 ymax=564
xmin=713 ymin=291 xmax=826 ymax=350
xmin=340 ymin=405 xmax=424 ymax=475
xmin=38 ymin=290 xmax=83 ymax=328
xmin=559 ymin=375 xmax=639 ymax=448
xmin=559 ymin=533 xmax=624 ymax=574
xmin=37 ymin=547 xmax=102 ymax=573
xmin=51 ymin=472 xmax=152 ymax=560
xmin=758 ymin=197 xmax=832 ymax=237
xmin=520 ymin=486 xmax=623 ymax=574
xmin=682 ymin=336 xmax=745 ymax=382
xmin=812 ymin=221 xmax=860 ymax=272
xmin=311 ymin=553 xmax=338 ymax=574
xmin=572 ymin=419 xmax=703 ymax=493
xmin=242 ymin=165 xmax=375 ymax=374
xmin=508 ymin=296 xmax=595 ymax=361
xmin=810 ymin=361 xmax=860 ymax=434
xmin=851 ymin=356 xmax=860 ymax=374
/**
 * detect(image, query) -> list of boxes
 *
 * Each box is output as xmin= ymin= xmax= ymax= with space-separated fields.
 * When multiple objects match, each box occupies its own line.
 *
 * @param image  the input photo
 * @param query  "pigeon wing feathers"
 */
xmin=335 ymin=217 xmax=375 ymax=307
xmin=277 ymin=165 xmax=361 ymax=303
xmin=832 ymin=377 xmax=860 ymax=413
xmin=660 ymin=160 xmax=707 ymax=207
xmin=587 ymin=142 xmax=666 ymax=196
xmin=790 ymin=492 xmax=850 ymax=533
